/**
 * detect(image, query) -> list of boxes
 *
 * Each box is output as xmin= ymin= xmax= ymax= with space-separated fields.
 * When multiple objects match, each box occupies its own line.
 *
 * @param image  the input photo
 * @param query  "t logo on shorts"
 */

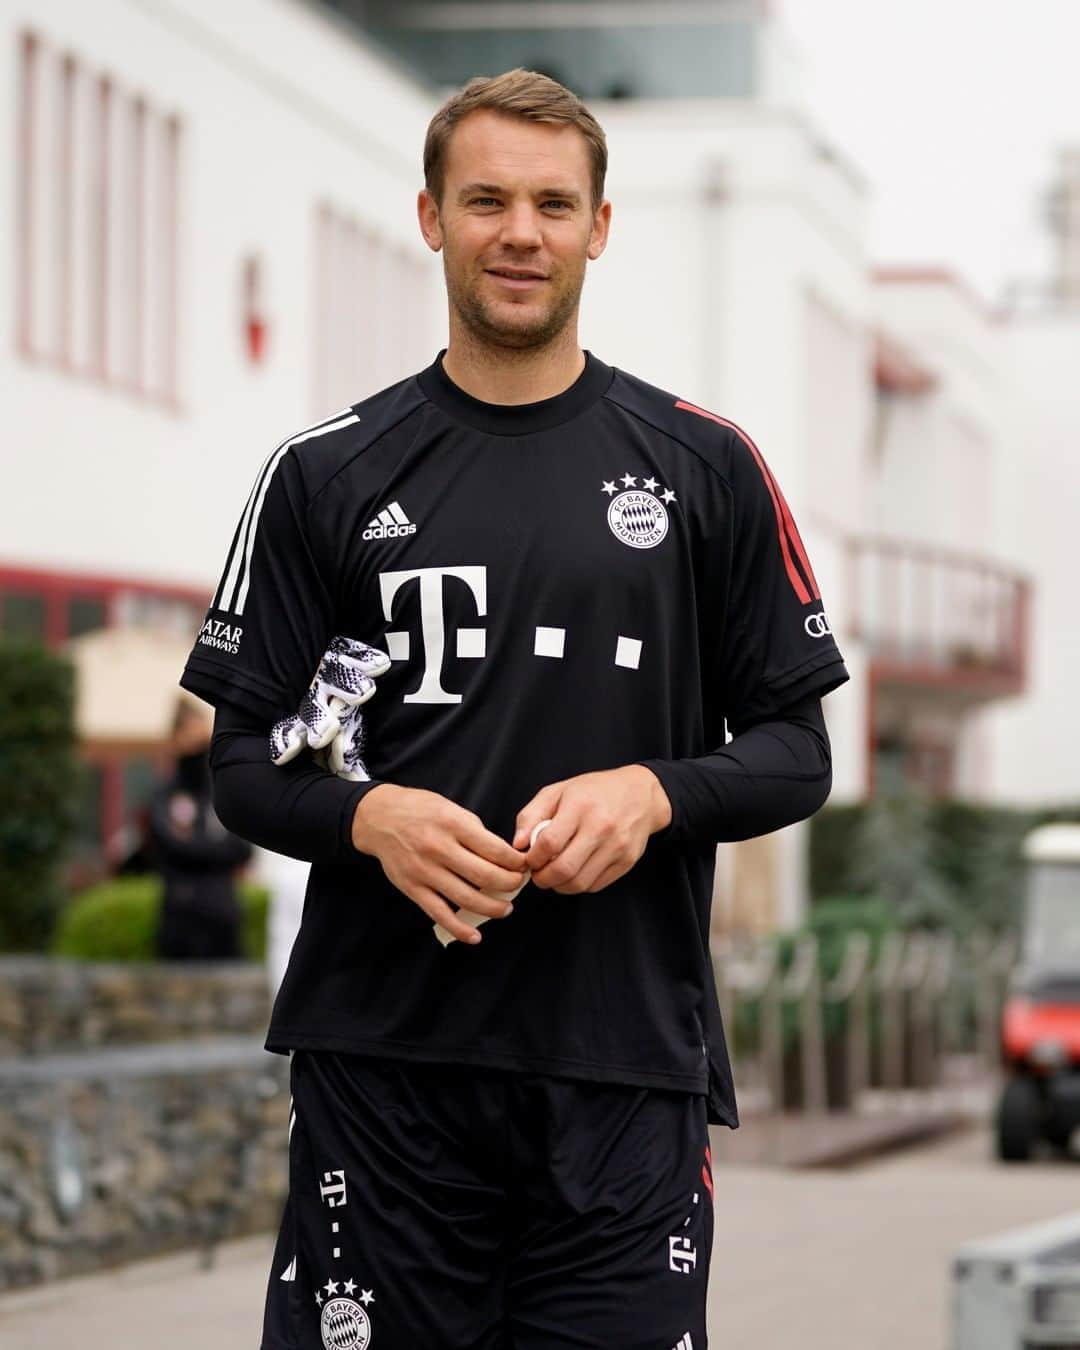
xmin=319 ymin=1169 xmax=348 ymax=1208
xmin=668 ymin=1234 xmax=697 ymax=1274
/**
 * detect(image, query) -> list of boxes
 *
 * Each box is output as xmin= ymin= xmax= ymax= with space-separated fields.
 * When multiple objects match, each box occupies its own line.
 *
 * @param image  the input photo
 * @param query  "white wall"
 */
xmin=981 ymin=312 xmax=1080 ymax=805
xmin=871 ymin=279 xmax=1010 ymax=560
xmin=2 ymin=0 xmax=443 ymax=589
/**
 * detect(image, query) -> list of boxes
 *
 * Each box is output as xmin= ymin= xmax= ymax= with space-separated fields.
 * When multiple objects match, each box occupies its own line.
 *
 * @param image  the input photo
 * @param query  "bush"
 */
xmin=809 ymin=795 xmax=1080 ymax=934
xmin=0 ymin=640 xmax=82 ymax=950
xmin=52 ymin=875 xmax=269 ymax=962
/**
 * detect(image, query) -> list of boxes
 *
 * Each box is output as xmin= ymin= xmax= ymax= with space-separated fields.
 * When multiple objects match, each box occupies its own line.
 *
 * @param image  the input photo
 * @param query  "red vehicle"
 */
xmin=997 ymin=824 xmax=1080 ymax=1161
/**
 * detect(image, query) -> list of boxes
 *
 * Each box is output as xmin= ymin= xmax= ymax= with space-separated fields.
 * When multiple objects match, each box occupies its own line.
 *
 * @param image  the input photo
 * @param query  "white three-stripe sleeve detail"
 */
xmin=218 ymin=408 xmax=353 ymax=614
xmin=234 ymin=411 xmax=359 ymax=616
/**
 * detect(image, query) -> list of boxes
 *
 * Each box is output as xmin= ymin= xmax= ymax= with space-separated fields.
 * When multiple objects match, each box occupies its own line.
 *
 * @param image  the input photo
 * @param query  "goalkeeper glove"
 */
xmin=269 ymin=637 xmax=390 ymax=775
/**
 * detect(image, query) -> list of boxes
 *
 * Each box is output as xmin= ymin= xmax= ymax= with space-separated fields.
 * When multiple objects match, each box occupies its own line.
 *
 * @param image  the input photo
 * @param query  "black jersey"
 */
xmin=180 ymin=352 xmax=849 ymax=1127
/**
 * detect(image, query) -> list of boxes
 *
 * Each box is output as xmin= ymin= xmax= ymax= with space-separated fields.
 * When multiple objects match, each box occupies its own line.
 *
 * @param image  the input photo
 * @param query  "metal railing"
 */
xmin=846 ymin=537 xmax=1029 ymax=692
xmin=714 ymin=927 xmax=1018 ymax=1115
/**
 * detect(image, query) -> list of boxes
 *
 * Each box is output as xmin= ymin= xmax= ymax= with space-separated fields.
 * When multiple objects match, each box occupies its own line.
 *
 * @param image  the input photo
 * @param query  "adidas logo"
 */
xmin=672 ymin=1336 xmax=694 ymax=1350
xmin=362 ymin=501 xmax=417 ymax=540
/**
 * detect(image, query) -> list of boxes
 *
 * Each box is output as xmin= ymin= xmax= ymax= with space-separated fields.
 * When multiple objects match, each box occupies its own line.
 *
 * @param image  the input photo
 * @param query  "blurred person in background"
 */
xmin=180 ymin=69 xmax=848 ymax=1350
xmin=150 ymin=696 xmax=251 ymax=960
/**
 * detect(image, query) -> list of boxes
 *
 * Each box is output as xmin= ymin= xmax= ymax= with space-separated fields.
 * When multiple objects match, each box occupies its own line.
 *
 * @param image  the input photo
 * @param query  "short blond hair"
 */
xmin=423 ymin=69 xmax=608 ymax=210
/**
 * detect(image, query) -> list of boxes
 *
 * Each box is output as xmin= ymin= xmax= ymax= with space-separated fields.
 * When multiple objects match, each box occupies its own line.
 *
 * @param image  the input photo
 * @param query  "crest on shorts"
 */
xmin=601 ymin=474 xmax=676 ymax=550
xmin=317 ymin=1277 xmax=374 ymax=1350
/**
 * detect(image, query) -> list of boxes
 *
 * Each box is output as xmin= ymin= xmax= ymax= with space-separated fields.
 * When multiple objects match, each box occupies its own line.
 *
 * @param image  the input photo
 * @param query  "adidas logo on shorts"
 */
xmin=362 ymin=501 xmax=417 ymax=540
xmin=671 ymin=1336 xmax=694 ymax=1350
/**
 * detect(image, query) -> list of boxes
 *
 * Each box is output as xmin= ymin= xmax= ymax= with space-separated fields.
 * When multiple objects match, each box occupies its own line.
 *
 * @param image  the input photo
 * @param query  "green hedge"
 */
xmin=809 ymin=795 xmax=1080 ymax=933
xmin=52 ymin=875 xmax=270 ymax=962
xmin=0 ymin=640 xmax=82 ymax=950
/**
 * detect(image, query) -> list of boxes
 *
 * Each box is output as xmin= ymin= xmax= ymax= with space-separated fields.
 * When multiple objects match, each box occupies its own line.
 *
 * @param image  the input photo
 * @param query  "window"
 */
xmin=73 ymin=761 xmax=106 ymax=859
xmin=1 ymin=592 xmax=47 ymax=640
xmin=123 ymin=757 xmax=159 ymax=820
xmin=312 ymin=202 xmax=430 ymax=414
xmin=16 ymin=30 xmax=181 ymax=403
xmin=67 ymin=595 xmax=108 ymax=638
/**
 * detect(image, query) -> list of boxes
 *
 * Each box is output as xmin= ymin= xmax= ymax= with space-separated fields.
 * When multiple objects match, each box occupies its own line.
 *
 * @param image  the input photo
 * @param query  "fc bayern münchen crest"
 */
xmin=321 ymin=1297 xmax=372 ymax=1350
xmin=607 ymin=490 xmax=669 ymax=550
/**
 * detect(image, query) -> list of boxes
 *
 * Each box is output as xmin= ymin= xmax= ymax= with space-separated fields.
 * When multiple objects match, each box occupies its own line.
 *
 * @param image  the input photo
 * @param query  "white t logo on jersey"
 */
xmin=379 ymin=566 xmax=487 ymax=704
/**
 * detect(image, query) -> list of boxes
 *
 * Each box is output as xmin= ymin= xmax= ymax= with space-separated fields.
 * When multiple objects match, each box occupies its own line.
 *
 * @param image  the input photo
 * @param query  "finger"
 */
xmin=455 ymin=814 xmax=530 ymax=873
xmin=434 ymin=910 xmax=490 ymax=948
xmin=582 ymin=859 xmax=629 ymax=894
xmin=562 ymin=846 xmax=630 ymax=895
xmin=319 ymin=669 xmax=378 ymax=707
xmin=297 ymin=683 xmax=341 ymax=749
xmin=513 ymin=783 xmax=564 ymax=849
xmin=531 ymin=833 xmax=604 ymax=893
xmin=269 ymin=715 xmax=306 ymax=765
xmin=325 ymin=729 xmax=346 ymax=775
xmin=329 ymin=636 xmax=393 ymax=678
xmin=523 ymin=811 xmax=578 ymax=872
xmin=448 ymin=847 xmax=533 ymax=897
xmin=339 ymin=734 xmax=371 ymax=782
xmin=409 ymin=885 xmax=484 ymax=946
xmin=430 ymin=865 xmax=518 ymax=920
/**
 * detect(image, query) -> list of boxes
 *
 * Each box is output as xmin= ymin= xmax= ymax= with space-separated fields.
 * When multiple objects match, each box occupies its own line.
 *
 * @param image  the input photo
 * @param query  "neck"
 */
xmin=441 ymin=323 xmax=585 ymax=405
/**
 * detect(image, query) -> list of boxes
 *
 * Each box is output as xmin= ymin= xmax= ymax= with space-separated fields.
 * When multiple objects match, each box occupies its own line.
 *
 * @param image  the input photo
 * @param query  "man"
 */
xmin=181 ymin=69 xmax=848 ymax=1350
xmin=151 ymin=696 xmax=251 ymax=960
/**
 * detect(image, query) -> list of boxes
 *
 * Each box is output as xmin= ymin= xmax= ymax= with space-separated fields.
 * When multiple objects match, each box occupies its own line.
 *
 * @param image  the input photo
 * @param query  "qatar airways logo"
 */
xmin=198 ymin=617 xmax=243 ymax=655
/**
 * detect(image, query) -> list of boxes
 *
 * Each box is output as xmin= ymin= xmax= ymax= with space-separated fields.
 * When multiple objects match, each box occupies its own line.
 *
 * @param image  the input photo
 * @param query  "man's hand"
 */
xmin=513 ymin=766 xmax=672 ymax=895
xmin=351 ymin=785 xmax=528 ymax=945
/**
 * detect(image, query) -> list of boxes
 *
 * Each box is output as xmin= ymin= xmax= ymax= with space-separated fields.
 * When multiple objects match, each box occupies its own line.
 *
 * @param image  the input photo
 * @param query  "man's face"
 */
xmin=419 ymin=109 xmax=610 ymax=350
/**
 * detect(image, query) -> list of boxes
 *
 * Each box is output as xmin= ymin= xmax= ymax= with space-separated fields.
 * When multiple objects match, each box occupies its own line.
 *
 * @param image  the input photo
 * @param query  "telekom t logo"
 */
xmin=379 ymin=566 xmax=487 ymax=705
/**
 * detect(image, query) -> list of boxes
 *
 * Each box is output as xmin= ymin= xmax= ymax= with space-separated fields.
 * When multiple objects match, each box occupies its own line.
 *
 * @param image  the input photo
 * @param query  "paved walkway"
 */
xmin=2 ymin=1127 xmax=1077 ymax=1350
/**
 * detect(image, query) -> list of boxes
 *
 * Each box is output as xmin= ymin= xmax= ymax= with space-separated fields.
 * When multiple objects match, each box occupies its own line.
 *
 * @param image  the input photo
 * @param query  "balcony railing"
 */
xmin=847 ymin=537 xmax=1029 ymax=694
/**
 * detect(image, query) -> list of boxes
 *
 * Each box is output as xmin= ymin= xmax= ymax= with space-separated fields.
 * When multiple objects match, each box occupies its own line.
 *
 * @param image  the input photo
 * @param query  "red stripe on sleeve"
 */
xmin=770 ymin=479 xmax=821 ymax=601
xmin=674 ymin=400 xmax=815 ymax=604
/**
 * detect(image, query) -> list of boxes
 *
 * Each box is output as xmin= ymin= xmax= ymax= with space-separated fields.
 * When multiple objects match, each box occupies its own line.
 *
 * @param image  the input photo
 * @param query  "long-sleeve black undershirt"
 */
xmin=208 ymin=694 xmax=832 ymax=863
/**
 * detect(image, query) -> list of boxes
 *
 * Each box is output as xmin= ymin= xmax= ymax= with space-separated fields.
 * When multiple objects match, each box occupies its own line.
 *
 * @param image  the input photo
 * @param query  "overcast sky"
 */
xmin=778 ymin=0 xmax=1080 ymax=307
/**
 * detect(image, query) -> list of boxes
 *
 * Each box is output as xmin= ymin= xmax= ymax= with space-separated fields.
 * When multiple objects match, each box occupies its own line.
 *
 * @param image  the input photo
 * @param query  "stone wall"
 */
xmin=0 ymin=960 xmax=287 ymax=1293
xmin=0 ymin=958 xmax=270 ymax=1056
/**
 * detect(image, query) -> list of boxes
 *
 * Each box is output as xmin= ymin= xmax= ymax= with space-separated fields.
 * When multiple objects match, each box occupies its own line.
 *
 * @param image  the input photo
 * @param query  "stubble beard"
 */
xmin=443 ymin=253 xmax=587 ymax=353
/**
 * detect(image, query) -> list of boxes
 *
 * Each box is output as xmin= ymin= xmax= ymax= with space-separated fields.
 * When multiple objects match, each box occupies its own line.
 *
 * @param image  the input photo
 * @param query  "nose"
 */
xmin=498 ymin=200 xmax=543 ymax=251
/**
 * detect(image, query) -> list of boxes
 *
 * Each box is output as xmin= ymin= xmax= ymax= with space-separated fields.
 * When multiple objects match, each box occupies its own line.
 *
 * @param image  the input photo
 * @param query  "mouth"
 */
xmin=484 ymin=267 xmax=549 ymax=290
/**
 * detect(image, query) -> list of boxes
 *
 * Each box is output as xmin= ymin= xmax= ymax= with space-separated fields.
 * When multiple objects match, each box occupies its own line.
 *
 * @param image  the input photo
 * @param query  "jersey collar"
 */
xmin=418 ymin=349 xmax=613 ymax=436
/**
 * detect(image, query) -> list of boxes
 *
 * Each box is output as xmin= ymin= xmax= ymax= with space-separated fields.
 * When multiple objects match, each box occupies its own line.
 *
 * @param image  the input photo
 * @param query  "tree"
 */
xmin=0 ymin=639 xmax=82 ymax=949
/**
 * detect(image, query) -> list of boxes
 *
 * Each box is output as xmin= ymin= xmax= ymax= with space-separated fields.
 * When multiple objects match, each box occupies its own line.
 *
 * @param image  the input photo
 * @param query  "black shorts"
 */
xmin=262 ymin=1052 xmax=714 ymax=1350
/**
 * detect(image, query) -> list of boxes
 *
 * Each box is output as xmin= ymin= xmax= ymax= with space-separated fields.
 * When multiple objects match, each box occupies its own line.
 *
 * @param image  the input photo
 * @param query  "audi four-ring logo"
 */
xmin=804 ymin=612 xmax=832 ymax=638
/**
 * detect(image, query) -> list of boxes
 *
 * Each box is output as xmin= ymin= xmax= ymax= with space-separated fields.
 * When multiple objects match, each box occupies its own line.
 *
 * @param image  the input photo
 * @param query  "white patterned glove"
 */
xmin=316 ymin=698 xmax=372 ymax=782
xmin=269 ymin=637 xmax=390 ymax=777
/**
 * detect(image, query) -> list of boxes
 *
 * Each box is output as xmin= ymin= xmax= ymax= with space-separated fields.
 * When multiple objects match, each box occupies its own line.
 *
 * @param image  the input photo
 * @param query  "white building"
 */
xmin=2 ymin=0 xmax=1071 ymax=925
xmin=3 ymin=0 xmax=442 ymax=857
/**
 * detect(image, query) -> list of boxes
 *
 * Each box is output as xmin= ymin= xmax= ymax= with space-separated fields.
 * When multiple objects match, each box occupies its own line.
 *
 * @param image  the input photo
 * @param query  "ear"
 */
xmin=417 ymin=189 xmax=443 ymax=253
xmin=587 ymin=199 xmax=612 ymax=262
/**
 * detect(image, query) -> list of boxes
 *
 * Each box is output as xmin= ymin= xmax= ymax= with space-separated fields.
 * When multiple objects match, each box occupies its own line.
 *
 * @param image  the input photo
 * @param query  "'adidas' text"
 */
xmin=363 ymin=502 xmax=417 ymax=541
